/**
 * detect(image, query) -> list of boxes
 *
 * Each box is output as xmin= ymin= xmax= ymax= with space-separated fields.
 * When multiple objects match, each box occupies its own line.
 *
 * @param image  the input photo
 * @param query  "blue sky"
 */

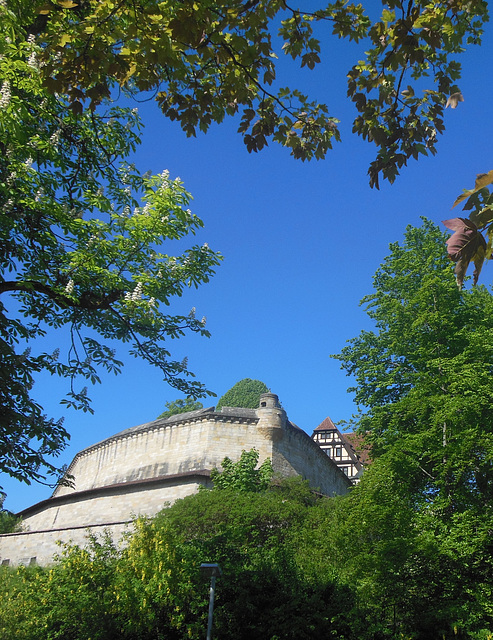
xmin=3 ymin=16 xmax=493 ymax=512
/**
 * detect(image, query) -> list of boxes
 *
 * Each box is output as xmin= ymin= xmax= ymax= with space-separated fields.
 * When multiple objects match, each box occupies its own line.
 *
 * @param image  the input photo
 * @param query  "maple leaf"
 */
xmin=442 ymin=218 xmax=487 ymax=288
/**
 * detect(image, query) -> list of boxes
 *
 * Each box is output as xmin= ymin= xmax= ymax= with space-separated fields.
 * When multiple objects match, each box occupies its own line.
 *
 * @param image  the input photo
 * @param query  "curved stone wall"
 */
xmin=0 ymin=395 xmax=352 ymax=566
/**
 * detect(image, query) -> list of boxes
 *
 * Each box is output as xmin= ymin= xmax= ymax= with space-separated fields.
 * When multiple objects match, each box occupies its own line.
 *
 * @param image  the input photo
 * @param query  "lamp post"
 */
xmin=199 ymin=563 xmax=222 ymax=640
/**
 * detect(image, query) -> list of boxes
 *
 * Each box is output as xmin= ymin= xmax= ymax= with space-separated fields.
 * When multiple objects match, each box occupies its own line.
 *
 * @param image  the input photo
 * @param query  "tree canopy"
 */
xmin=331 ymin=219 xmax=493 ymax=635
xmin=3 ymin=464 xmax=491 ymax=638
xmin=0 ymin=10 xmax=221 ymax=487
xmin=216 ymin=378 xmax=269 ymax=410
xmin=12 ymin=0 xmax=490 ymax=188
xmin=157 ymin=397 xmax=204 ymax=419
xmin=334 ymin=219 xmax=493 ymax=504
xmin=0 ymin=479 xmax=353 ymax=640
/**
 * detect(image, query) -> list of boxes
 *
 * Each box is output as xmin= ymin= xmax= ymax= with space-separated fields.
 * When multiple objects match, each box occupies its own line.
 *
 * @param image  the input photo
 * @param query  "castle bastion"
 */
xmin=0 ymin=393 xmax=351 ymax=566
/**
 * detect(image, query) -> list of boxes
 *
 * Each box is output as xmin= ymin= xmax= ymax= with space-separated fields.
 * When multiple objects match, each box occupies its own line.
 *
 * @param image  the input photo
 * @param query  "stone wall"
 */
xmin=0 ymin=475 xmax=210 ymax=566
xmin=55 ymin=410 xmax=271 ymax=497
xmin=273 ymin=423 xmax=350 ymax=496
xmin=0 ymin=394 xmax=351 ymax=566
xmin=0 ymin=522 xmax=132 ymax=568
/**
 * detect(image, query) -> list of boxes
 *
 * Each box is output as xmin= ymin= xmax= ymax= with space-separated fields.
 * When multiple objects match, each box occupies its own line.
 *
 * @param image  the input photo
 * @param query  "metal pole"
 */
xmin=206 ymin=575 xmax=216 ymax=640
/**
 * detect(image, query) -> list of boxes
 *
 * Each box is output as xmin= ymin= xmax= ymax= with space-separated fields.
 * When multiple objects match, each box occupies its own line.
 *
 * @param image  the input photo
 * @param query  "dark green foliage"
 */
xmin=0 ymin=479 xmax=354 ymax=640
xmin=0 ymin=494 xmax=20 ymax=534
xmin=157 ymin=398 xmax=204 ymax=419
xmin=209 ymin=449 xmax=273 ymax=492
xmin=216 ymin=378 xmax=269 ymax=410
xmin=157 ymin=481 xmax=354 ymax=640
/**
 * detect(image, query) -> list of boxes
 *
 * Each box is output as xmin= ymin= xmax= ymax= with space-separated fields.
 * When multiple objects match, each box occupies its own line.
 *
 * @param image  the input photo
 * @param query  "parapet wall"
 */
xmin=55 ymin=412 xmax=272 ymax=497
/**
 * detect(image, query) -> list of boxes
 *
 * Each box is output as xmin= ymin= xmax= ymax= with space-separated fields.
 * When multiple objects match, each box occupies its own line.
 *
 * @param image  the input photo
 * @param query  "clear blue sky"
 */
xmin=3 ymin=18 xmax=493 ymax=512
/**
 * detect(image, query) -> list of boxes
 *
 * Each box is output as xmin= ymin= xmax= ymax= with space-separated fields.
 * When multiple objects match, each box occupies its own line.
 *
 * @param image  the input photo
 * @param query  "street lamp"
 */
xmin=200 ymin=563 xmax=222 ymax=640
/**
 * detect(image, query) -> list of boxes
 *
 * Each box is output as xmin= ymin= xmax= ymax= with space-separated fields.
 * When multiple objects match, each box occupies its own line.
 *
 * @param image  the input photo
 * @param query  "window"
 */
xmin=335 ymin=447 xmax=342 ymax=457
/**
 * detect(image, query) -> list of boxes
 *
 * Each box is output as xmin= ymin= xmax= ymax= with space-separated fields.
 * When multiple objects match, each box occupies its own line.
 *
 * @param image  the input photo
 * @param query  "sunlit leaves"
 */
xmin=35 ymin=0 xmax=355 ymax=162
xmin=0 ymin=16 xmax=221 ymax=486
xmin=334 ymin=219 xmax=493 ymax=509
xmin=28 ymin=0 xmax=488 ymax=183
xmin=210 ymin=449 xmax=273 ymax=492
xmin=452 ymin=170 xmax=493 ymax=209
xmin=348 ymin=1 xmax=488 ymax=188
xmin=331 ymin=221 xmax=493 ymax=631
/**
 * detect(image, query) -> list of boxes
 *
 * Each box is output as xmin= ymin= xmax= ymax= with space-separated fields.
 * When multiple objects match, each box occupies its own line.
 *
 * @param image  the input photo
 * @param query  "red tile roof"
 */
xmin=313 ymin=416 xmax=338 ymax=431
xmin=344 ymin=432 xmax=372 ymax=465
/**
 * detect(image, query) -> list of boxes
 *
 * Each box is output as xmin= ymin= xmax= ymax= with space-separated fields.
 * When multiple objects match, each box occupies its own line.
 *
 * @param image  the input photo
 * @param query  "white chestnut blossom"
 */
xmin=49 ymin=130 xmax=61 ymax=147
xmin=65 ymin=280 xmax=74 ymax=294
xmin=0 ymin=81 xmax=11 ymax=108
xmin=86 ymin=233 xmax=97 ymax=247
xmin=131 ymin=282 xmax=143 ymax=301
xmin=27 ymin=51 xmax=38 ymax=70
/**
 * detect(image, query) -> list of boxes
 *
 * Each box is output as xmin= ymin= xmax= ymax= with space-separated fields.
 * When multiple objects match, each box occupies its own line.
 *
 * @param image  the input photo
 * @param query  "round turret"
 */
xmin=256 ymin=393 xmax=286 ymax=429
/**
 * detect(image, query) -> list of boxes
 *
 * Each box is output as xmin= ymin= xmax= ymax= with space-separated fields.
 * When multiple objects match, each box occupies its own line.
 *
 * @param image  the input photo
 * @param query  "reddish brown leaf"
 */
xmin=442 ymin=217 xmax=487 ymax=288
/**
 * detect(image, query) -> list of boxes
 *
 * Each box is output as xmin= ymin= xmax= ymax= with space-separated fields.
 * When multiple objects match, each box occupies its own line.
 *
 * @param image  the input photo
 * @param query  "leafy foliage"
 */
xmin=0 ymin=481 xmax=353 ymax=640
xmin=1 ymin=467 xmax=492 ymax=638
xmin=209 ymin=449 xmax=273 ymax=492
xmin=348 ymin=1 xmax=488 ymax=188
xmin=216 ymin=378 xmax=268 ymax=410
xmin=15 ymin=0 xmax=489 ymax=187
xmin=332 ymin=219 xmax=493 ymax=637
xmin=0 ymin=10 xmax=221 ymax=487
xmin=0 ymin=494 xmax=20 ymax=534
xmin=157 ymin=397 xmax=204 ymax=419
